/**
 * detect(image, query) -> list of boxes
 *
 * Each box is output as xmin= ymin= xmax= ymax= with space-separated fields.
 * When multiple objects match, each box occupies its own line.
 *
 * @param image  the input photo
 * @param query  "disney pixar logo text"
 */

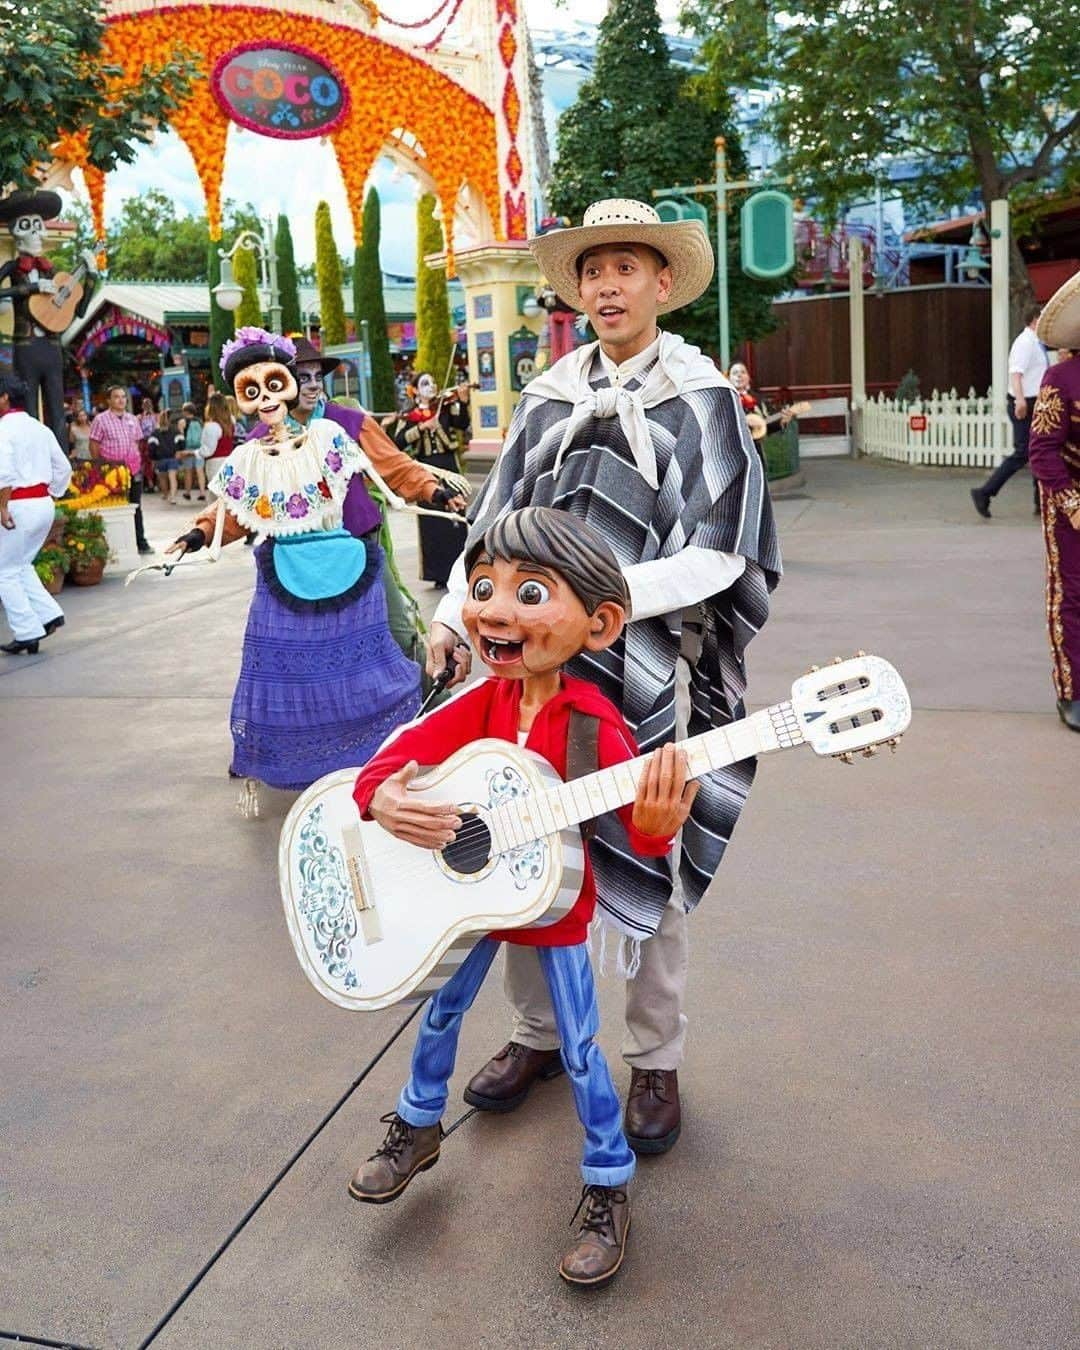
xmin=212 ymin=43 xmax=351 ymax=140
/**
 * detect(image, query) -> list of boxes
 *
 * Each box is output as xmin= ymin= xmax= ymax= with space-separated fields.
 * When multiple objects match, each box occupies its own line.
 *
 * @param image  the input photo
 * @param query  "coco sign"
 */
xmin=211 ymin=42 xmax=350 ymax=139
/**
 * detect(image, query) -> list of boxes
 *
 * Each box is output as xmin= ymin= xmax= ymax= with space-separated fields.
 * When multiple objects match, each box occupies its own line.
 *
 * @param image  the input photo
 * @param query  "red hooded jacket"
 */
xmin=353 ymin=674 xmax=671 ymax=946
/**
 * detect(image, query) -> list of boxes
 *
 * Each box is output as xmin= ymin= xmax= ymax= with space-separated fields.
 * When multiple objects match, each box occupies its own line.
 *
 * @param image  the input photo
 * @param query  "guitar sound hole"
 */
xmin=441 ymin=813 xmax=492 ymax=875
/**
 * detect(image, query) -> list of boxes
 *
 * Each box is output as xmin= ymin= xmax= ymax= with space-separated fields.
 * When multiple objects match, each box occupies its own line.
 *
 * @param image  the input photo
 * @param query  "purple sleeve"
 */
xmin=325 ymin=403 xmax=365 ymax=440
xmin=342 ymin=473 xmax=382 ymax=537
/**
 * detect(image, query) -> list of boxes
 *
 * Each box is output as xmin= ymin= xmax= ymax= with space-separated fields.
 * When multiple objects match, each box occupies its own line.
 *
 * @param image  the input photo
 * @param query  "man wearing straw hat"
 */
xmin=426 ymin=199 xmax=782 ymax=1170
xmin=1028 ymin=271 xmax=1080 ymax=731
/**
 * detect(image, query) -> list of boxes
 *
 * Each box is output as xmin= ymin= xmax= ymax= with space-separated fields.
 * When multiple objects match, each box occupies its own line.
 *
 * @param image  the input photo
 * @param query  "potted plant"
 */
xmin=63 ymin=510 xmax=112 ymax=586
xmin=33 ymin=543 xmax=71 ymax=596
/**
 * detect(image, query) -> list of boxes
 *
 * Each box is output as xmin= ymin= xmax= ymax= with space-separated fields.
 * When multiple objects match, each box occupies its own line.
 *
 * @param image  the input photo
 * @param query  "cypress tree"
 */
xmin=275 ymin=214 xmax=302 ymax=335
xmin=353 ymin=188 xmax=397 ymax=412
xmin=315 ymin=200 xmax=347 ymax=346
xmin=413 ymin=193 xmax=453 ymax=383
xmin=548 ymin=0 xmax=784 ymax=354
xmin=232 ymin=244 xmax=263 ymax=328
xmin=207 ymin=241 xmax=235 ymax=383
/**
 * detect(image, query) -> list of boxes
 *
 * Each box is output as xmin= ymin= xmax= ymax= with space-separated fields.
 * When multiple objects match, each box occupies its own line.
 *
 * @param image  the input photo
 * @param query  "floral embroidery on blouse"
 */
xmin=1032 ymin=386 xmax=1064 ymax=436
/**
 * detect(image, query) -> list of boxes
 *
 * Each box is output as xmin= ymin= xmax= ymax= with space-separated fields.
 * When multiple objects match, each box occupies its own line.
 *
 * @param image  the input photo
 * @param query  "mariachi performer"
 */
xmin=387 ymin=371 xmax=466 ymax=588
xmin=0 ymin=189 xmax=97 ymax=447
xmin=165 ymin=327 xmax=423 ymax=799
xmin=1029 ymin=273 xmax=1080 ymax=732
xmin=246 ymin=337 xmax=466 ymax=661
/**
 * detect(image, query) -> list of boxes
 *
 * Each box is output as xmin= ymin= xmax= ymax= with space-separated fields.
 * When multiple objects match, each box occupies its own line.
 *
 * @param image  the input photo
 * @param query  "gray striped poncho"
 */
xmin=466 ymin=340 xmax=782 ymax=940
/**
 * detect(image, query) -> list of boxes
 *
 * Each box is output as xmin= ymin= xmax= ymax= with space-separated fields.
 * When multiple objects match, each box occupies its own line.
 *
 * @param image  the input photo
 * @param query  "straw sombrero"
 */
xmin=1036 ymin=269 xmax=1080 ymax=349
xmin=529 ymin=199 xmax=714 ymax=315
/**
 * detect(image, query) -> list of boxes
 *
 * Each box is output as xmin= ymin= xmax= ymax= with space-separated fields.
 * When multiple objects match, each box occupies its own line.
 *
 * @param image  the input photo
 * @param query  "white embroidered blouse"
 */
xmin=207 ymin=420 xmax=366 ymax=538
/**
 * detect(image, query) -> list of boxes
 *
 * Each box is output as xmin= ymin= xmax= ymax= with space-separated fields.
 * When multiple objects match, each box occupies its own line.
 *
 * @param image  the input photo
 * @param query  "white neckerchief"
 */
xmin=523 ymin=331 xmax=729 ymax=490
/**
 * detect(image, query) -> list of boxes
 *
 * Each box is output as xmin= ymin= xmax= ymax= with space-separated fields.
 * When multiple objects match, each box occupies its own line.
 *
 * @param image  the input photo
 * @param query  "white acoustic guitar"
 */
xmin=279 ymin=654 xmax=911 ymax=1012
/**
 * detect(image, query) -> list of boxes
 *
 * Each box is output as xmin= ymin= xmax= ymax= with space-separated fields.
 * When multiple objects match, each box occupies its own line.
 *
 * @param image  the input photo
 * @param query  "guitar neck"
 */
xmin=485 ymin=702 xmax=806 ymax=854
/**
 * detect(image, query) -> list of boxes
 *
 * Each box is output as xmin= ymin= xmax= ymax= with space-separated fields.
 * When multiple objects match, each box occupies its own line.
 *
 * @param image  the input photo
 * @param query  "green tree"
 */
xmin=548 ymin=0 xmax=783 ymax=355
xmin=233 ymin=244 xmax=263 ymax=328
xmin=275 ymin=214 xmax=301 ymax=335
xmin=353 ymin=188 xmax=396 ymax=411
xmin=208 ymin=242 xmax=235 ymax=385
xmin=0 ymin=0 xmax=195 ymax=189
xmin=414 ymin=193 xmax=454 ymax=382
xmin=105 ymin=189 xmax=208 ymax=279
xmin=315 ymin=200 xmax=346 ymax=346
xmin=684 ymin=0 xmax=1080 ymax=323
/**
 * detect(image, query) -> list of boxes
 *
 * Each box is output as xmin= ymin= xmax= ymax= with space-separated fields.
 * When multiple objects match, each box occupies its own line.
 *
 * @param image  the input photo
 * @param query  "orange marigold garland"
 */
xmin=84 ymin=7 xmax=503 ymax=258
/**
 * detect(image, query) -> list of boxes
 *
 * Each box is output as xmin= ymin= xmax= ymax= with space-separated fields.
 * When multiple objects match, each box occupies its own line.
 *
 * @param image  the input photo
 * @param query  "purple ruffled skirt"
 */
xmin=229 ymin=544 xmax=421 ymax=790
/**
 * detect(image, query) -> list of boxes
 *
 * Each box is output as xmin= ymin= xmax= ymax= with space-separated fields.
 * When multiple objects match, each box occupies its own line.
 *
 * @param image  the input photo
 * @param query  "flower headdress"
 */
xmin=219 ymin=327 xmax=297 ymax=378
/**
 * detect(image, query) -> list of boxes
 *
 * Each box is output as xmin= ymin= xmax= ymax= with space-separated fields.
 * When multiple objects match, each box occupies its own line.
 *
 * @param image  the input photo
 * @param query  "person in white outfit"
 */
xmin=0 ymin=372 xmax=72 ymax=654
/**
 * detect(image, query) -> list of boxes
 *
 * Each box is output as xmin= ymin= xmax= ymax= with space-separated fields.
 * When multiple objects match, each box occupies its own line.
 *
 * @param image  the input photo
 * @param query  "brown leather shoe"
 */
xmin=463 ymin=1041 xmax=564 ymax=1112
xmin=348 ymin=1112 xmax=442 ymax=1204
xmin=559 ymin=1184 xmax=631 ymax=1289
xmin=623 ymin=1068 xmax=681 ymax=1154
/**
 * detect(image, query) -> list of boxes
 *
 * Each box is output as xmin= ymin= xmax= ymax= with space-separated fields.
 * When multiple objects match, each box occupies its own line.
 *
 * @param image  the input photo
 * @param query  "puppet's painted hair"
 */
xmin=465 ymin=507 xmax=630 ymax=616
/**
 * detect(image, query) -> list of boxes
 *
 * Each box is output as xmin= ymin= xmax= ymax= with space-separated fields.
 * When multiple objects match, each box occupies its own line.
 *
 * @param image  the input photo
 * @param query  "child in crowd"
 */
xmin=178 ymin=400 xmax=206 ymax=501
xmin=349 ymin=507 xmax=699 ymax=1289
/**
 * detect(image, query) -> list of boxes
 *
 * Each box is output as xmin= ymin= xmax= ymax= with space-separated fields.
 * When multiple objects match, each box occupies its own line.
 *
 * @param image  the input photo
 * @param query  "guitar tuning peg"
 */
xmin=807 ymin=663 xmax=821 ymax=674
xmin=862 ymin=746 xmax=877 ymax=758
xmin=887 ymin=736 xmax=902 ymax=753
xmin=836 ymin=751 xmax=854 ymax=765
xmin=832 ymin=656 xmax=843 ymax=665
xmin=855 ymin=649 xmax=866 ymax=658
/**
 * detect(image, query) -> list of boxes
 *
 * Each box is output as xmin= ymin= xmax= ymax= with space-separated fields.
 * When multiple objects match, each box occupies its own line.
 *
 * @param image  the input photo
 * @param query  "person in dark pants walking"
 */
xmin=972 ymin=303 xmax=1047 ymax=518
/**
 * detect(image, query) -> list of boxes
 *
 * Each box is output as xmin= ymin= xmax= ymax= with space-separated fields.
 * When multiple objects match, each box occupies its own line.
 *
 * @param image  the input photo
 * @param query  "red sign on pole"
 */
xmin=909 ymin=414 xmax=927 ymax=432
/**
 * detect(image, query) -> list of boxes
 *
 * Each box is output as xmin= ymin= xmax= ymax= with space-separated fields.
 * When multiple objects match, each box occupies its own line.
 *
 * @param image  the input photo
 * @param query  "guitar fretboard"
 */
xmin=484 ymin=701 xmax=804 ymax=855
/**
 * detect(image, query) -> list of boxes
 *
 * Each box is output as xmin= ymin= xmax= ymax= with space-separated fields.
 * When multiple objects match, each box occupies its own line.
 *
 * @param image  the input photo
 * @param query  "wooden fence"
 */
xmin=861 ymin=389 xmax=1010 ymax=467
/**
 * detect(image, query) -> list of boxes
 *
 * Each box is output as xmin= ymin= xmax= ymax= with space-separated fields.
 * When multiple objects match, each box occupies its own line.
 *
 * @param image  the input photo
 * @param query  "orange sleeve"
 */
xmin=191 ymin=499 xmax=249 ymax=547
xmin=359 ymin=417 xmax=439 ymax=503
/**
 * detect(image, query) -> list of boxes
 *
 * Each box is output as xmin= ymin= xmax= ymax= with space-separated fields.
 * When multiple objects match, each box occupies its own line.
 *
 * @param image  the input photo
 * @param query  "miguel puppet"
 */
xmin=348 ymin=506 xmax=699 ymax=1290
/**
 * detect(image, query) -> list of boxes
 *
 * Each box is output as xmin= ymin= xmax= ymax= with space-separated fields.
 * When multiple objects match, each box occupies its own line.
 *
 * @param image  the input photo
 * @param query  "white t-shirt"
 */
xmin=200 ymin=422 xmax=223 ymax=458
xmin=1008 ymin=326 xmax=1049 ymax=398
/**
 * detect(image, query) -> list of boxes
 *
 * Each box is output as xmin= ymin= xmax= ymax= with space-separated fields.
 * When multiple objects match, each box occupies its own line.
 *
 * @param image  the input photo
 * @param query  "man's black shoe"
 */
xmin=1 ymin=638 xmax=39 ymax=655
xmin=970 ymin=488 xmax=992 ymax=519
xmin=43 ymin=616 xmax=65 ymax=637
xmin=1057 ymin=700 xmax=1080 ymax=732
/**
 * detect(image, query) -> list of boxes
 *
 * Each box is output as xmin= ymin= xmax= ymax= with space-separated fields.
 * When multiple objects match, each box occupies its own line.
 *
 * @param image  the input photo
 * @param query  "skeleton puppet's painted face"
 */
xmin=233 ymin=361 xmax=298 ymax=426
xmin=10 ymin=214 xmax=46 ymax=257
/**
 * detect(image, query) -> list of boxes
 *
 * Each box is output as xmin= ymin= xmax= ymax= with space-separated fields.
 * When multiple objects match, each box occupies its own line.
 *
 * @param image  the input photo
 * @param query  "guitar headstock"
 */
xmin=789 ymin=654 xmax=911 ymax=761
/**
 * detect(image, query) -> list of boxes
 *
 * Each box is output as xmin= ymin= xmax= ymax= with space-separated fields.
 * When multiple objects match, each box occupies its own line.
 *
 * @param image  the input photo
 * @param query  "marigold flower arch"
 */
xmin=73 ymin=3 xmax=505 ymax=268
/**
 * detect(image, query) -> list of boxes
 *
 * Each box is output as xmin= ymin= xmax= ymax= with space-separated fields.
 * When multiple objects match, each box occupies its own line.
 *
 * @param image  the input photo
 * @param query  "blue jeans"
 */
xmin=397 ymin=938 xmax=636 ymax=1187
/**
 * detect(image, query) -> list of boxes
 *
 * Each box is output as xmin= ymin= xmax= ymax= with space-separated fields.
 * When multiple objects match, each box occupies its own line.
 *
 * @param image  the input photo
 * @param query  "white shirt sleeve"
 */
xmin=1007 ymin=331 xmax=1029 ymax=376
xmin=433 ymin=550 xmax=469 ymax=637
xmin=47 ymin=428 xmax=72 ymax=498
xmin=433 ymin=543 xmax=747 ymax=639
xmin=623 ymin=546 xmax=746 ymax=621
xmin=200 ymin=422 xmax=222 ymax=456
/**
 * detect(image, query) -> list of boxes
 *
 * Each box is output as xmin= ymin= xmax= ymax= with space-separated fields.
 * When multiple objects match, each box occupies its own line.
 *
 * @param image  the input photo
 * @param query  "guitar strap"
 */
xmin=566 ymin=710 xmax=600 ymax=840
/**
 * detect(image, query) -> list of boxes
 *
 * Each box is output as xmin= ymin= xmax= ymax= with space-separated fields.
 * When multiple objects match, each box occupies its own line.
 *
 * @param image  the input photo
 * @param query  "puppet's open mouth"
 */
xmin=481 ymin=635 xmax=524 ymax=666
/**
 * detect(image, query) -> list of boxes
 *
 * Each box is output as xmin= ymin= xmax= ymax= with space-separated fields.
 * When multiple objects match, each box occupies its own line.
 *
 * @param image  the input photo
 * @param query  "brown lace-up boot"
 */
xmin=348 ymin=1112 xmax=442 ymax=1205
xmin=558 ymin=1184 xmax=631 ymax=1289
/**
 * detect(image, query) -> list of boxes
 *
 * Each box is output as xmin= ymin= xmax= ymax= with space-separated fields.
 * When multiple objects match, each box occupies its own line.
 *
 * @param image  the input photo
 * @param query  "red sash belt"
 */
xmin=10 ymin=483 xmax=49 ymax=500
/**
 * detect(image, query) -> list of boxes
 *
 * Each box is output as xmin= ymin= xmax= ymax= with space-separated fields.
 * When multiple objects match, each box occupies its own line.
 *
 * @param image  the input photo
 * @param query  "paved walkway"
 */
xmin=1 ymin=459 xmax=1074 ymax=1349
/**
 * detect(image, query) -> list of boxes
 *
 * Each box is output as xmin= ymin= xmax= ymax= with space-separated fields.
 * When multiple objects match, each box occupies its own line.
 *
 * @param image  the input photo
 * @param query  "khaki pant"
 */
xmin=502 ymin=657 xmax=694 ymax=1071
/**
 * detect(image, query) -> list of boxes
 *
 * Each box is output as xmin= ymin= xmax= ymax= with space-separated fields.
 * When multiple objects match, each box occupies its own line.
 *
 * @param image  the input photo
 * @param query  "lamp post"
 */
xmin=212 ymin=216 xmax=282 ymax=333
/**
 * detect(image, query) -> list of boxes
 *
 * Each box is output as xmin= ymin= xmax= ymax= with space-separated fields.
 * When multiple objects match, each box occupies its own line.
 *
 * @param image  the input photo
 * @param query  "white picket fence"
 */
xmin=862 ymin=389 xmax=1011 ymax=468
